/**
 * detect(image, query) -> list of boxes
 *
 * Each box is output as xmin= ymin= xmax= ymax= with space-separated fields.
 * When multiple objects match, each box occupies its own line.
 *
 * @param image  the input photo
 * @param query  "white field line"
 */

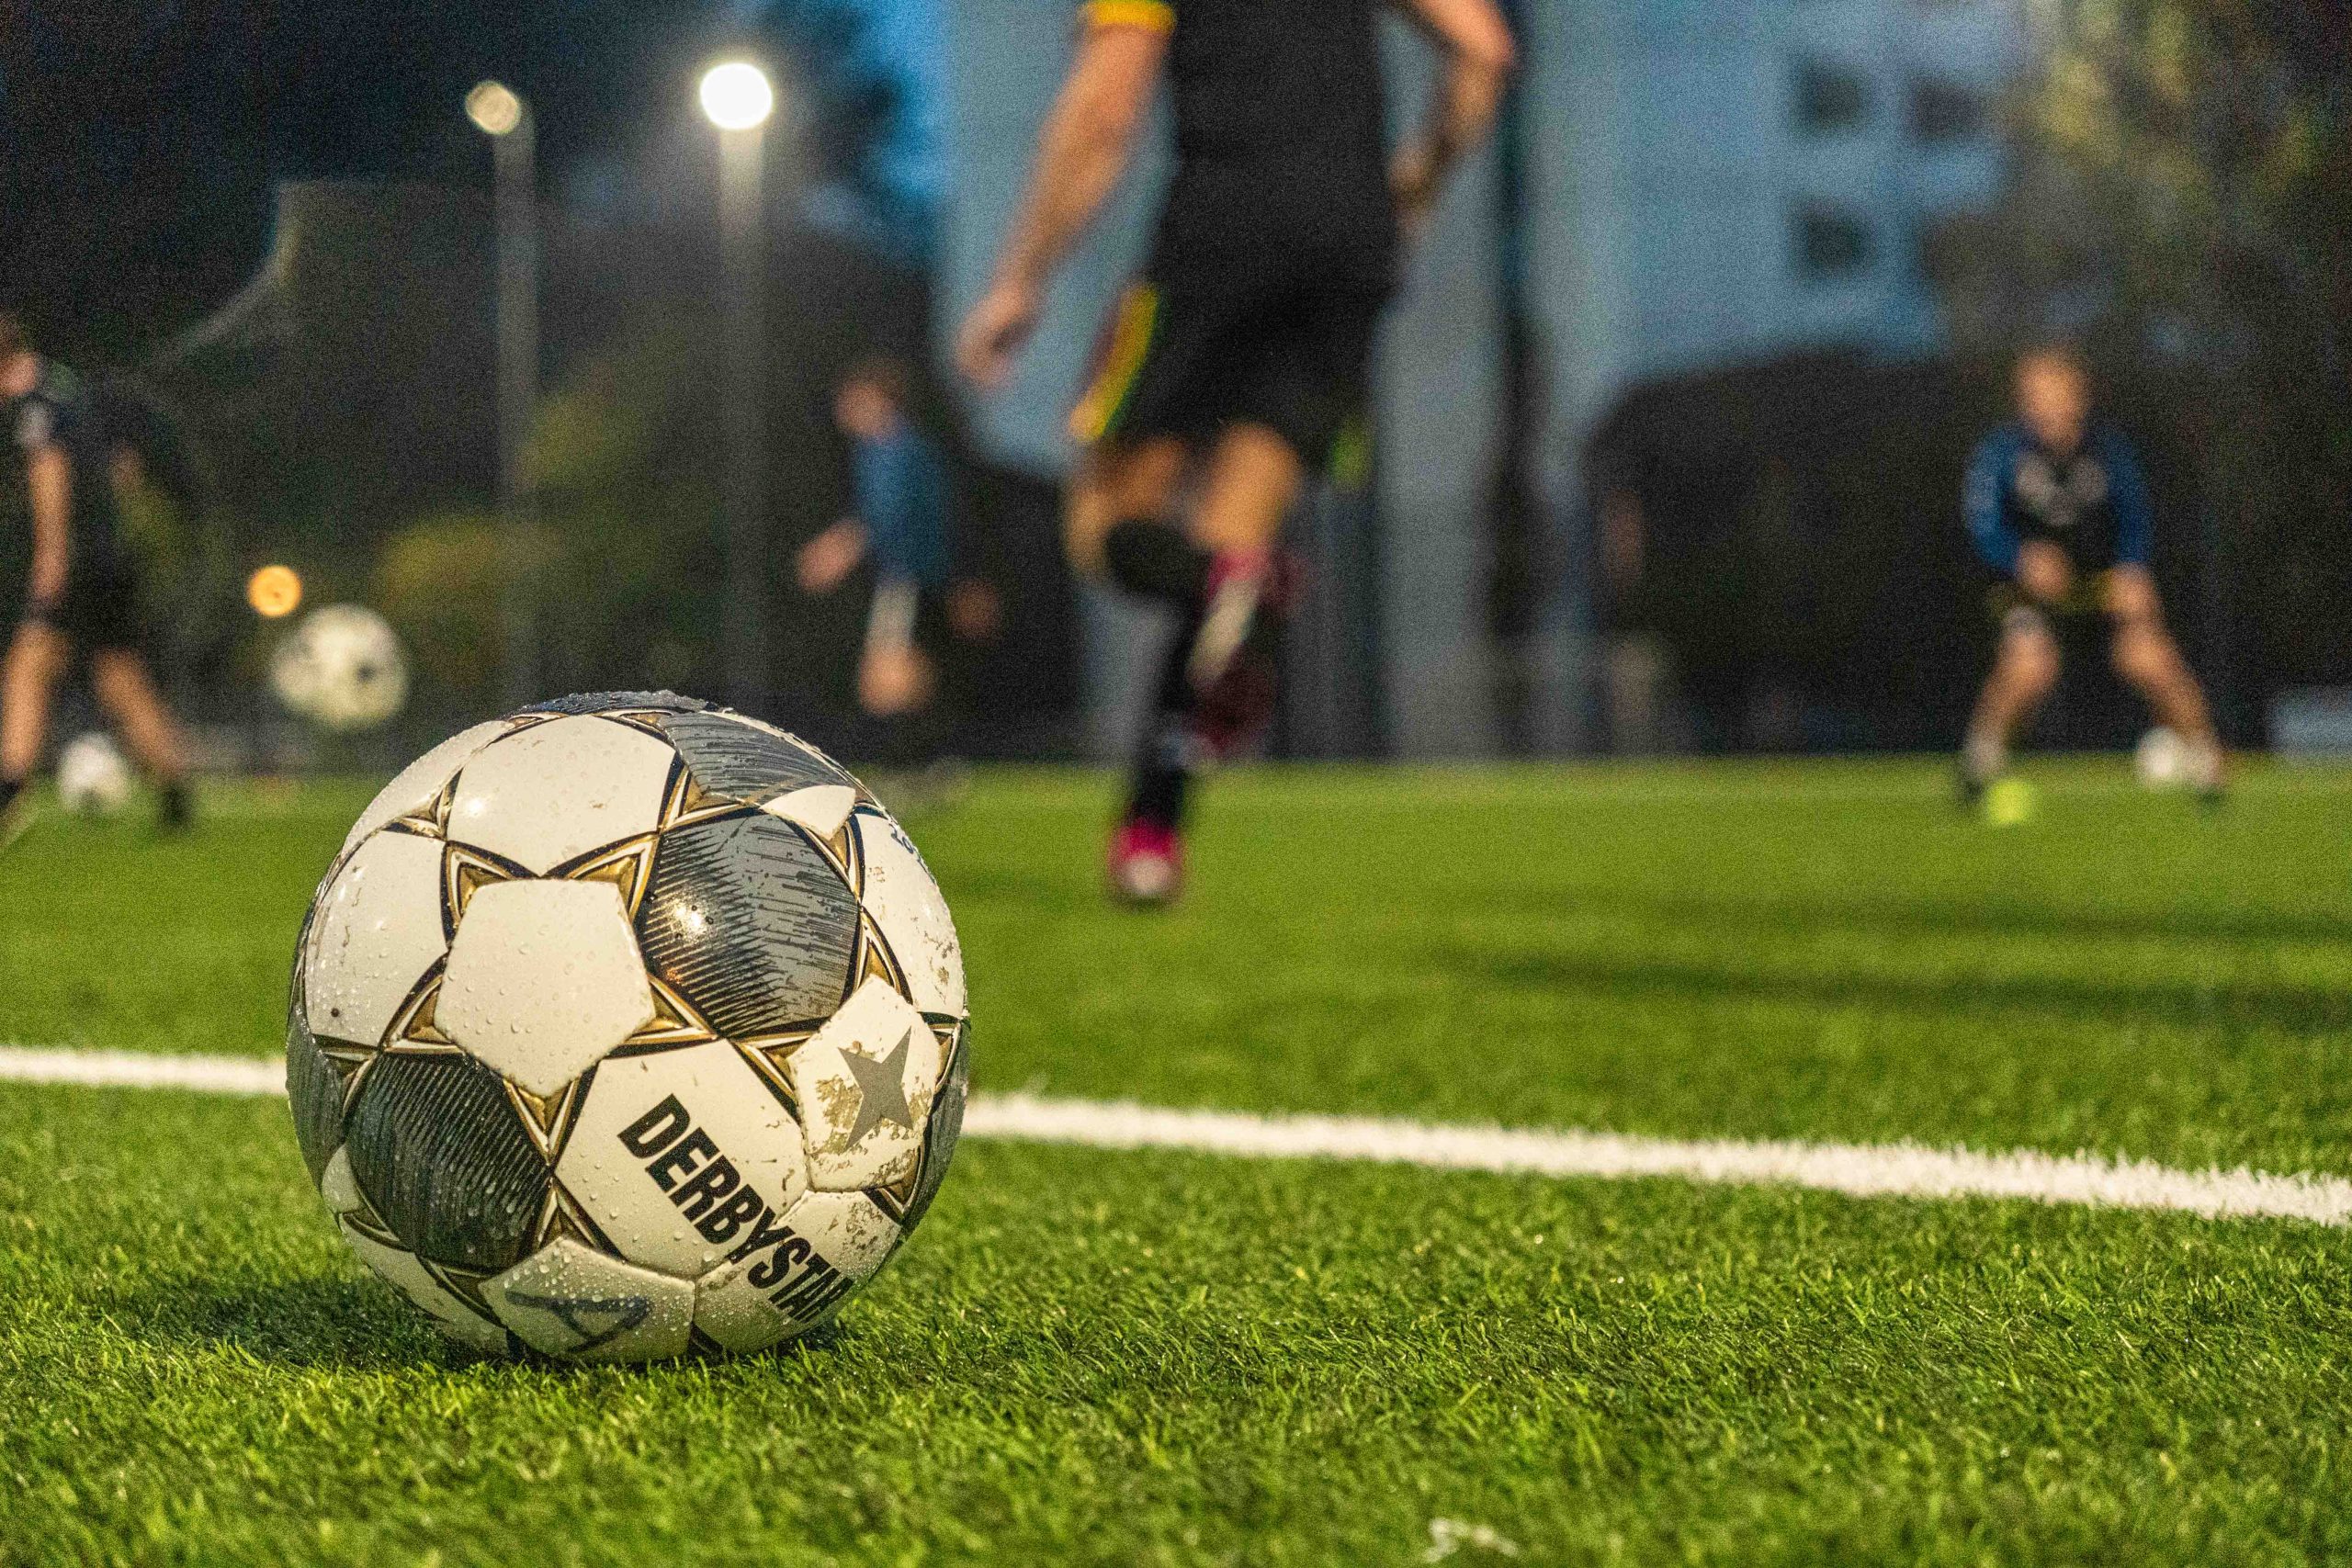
xmin=0 ymin=1045 xmax=286 ymax=1095
xmin=5 ymin=1044 xmax=2350 ymax=1229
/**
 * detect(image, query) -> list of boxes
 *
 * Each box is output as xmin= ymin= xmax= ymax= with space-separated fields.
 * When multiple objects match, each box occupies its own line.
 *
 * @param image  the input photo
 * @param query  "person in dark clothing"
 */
xmin=957 ymin=0 xmax=1514 ymax=903
xmin=0 ymin=307 xmax=194 ymax=845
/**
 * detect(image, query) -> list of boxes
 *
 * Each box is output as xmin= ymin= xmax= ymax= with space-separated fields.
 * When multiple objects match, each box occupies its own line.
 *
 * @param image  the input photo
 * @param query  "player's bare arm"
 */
xmin=1388 ymin=0 xmax=1518 ymax=234
xmin=956 ymin=18 xmax=1170 ymax=389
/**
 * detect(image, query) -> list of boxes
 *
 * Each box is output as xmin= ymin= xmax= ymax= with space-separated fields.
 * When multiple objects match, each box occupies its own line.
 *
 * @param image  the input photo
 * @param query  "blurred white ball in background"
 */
xmin=56 ymin=732 xmax=134 ymax=817
xmin=2134 ymin=727 xmax=2190 ymax=791
xmin=272 ymin=604 xmax=411 ymax=733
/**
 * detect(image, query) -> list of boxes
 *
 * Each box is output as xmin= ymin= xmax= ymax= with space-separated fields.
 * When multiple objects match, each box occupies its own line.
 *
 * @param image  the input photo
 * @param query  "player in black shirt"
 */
xmin=959 ymin=0 xmax=1514 ymax=903
xmin=0 ymin=306 xmax=194 ymax=843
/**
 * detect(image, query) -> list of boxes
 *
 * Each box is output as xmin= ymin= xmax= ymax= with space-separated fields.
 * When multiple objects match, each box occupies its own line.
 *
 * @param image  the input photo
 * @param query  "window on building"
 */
xmin=1794 ymin=206 xmax=1875 ymax=279
xmin=1908 ymin=78 xmax=1988 ymax=143
xmin=1792 ymin=60 xmax=1871 ymax=135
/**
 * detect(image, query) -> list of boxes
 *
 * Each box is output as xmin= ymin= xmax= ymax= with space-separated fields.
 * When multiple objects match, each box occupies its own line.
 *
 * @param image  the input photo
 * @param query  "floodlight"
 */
xmin=466 ymin=81 xmax=526 ymax=138
xmin=699 ymin=62 xmax=775 ymax=132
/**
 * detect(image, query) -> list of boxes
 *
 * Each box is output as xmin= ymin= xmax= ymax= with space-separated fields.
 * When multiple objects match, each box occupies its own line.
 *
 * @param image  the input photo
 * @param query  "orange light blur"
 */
xmin=248 ymin=565 xmax=304 ymax=620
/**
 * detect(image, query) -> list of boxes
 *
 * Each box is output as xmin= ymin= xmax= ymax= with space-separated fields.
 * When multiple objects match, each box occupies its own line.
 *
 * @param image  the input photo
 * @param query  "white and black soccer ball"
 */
xmin=56 ymin=731 xmax=134 ymax=817
xmin=287 ymin=693 xmax=969 ymax=1360
xmin=271 ymin=604 xmax=411 ymax=733
xmin=2135 ymin=727 xmax=2190 ymax=791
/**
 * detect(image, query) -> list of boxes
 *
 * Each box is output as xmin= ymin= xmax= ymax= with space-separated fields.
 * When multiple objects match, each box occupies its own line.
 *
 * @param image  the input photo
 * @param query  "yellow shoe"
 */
xmin=1982 ymin=777 xmax=2039 ymax=828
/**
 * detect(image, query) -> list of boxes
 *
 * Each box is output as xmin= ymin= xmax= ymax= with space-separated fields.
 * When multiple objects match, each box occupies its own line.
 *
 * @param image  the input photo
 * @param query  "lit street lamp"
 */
xmin=699 ymin=62 xmax=775 ymax=133
xmin=700 ymin=61 xmax=776 ymax=713
xmin=468 ymin=80 xmax=539 ymax=711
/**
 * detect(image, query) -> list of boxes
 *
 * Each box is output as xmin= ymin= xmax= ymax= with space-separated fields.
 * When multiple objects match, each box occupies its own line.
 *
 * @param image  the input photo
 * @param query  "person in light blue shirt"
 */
xmin=797 ymin=358 xmax=956 ymax=720
xmin=1957 ymin=346 xmax=2222 ymax=800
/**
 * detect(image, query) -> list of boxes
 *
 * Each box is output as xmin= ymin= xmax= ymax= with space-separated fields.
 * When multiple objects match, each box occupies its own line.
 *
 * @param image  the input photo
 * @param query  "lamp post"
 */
xmin=467 ymin=79 xmax=539 ymax=712
xmin=1483 ymin=0 xmax=1542 ymax=758
xmin=700 ymin=61 xmax=776 ymax=715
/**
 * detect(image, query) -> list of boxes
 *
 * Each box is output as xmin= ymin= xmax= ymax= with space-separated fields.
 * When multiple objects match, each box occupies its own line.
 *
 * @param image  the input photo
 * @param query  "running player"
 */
xmin=957 ymin=0 xmax=1515 ymax=904
xmin=0 ymin=305 xmax=195 ymax=845
xmin=1958 ymin=345 xmax=2223 ymax=802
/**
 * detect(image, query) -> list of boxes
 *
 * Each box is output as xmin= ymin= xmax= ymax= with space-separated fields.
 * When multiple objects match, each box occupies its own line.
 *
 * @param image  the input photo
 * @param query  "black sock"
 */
xmin=1125 ymin=610 xmax=1203 ymax=831
xmin=1102 ymin=520 xmax=1212 ymax=609
xmin=158 ymin=779 xmax=192 ymax=830
xmin=0 ymin=777 xmax=22 ymax=814
xmin=1126 ymin=724 xmax=1193 ymax=831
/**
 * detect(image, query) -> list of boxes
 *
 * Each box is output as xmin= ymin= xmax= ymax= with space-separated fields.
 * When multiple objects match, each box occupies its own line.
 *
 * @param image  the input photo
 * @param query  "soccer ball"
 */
xmin=56 ymin=732 xmax=134 ymax=816
xmin=2135 ymin=727 xmax=2190 ymax=790
xmin=271 ymin=604 xmax=410 ymax=733
xmin=287 ymin=693 xmax=969 ymax=1359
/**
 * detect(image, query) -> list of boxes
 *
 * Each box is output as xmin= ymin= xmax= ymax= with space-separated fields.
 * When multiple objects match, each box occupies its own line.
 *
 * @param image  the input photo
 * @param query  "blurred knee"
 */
xmin=1067 ymin=442 xmax=1186 ymax=579
xmin=1999 ymin=630 xmax=2061 ymax=696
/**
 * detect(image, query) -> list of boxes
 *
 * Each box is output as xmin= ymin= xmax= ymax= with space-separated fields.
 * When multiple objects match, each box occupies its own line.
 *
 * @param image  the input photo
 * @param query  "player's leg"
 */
xmin=1114 ymin=422 xmax=1306 ymax=883
xmin=1960 ymin=609 xmax=2061 ymax=797
xmin=848 ymin=577 xmax=967 ymax=815
xmin=1104 ymin=288 xmax=1369 ymax=901
xmin=1176 ymin=422 xmax=1306 ymax=739
xmin=858 ymin=577 xmax=935 ymax=720
xmin=87 ymin=649 xmax=194 ymax=830
xmin=1065 ymin=278 xmax=1203 ymax=597
xmin=0 ymin=618 xmax=69 ymax=842
xmin=2109 ymin=615 xmax=2223 ymax=794
xmin=1075 ymin=438 xmax=1204 ymax=906
xmin=1064 ymin=280 xmax=1234 ymax=901
xmin=1171 ymin=286 xmax=1374 ymax=751
xmin=1066 ymin=435 xmax=1193 ymax=588
xmin=1186 ymin=423 xmax=1302 ymax=557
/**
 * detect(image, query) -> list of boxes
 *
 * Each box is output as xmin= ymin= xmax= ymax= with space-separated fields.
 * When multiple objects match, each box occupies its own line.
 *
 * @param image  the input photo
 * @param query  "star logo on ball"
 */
xmin=842 ymin=1029 xmax=917 ymax=1145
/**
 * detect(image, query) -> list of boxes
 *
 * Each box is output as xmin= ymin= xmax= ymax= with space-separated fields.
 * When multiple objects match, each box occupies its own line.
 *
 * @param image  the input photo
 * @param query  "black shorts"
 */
xmin=1984 ymin=572 xmax=2125 ymax=651
xmin=49 ymin=558 xmax=149 ymax=654
xmin=1069 ymin=275 xmax=1386 ymax=468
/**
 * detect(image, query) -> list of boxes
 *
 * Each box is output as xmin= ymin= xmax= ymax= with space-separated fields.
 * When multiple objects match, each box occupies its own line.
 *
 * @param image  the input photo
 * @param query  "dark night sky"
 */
xmin=0 ymin=1 xmax=864 ymax=365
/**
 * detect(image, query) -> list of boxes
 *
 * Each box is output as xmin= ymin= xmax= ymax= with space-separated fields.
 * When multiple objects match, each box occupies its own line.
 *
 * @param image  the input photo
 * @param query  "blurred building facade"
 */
xmin=1546 ymin=0 xmax=2018 ymax=390
xmin=944 ymin=0 xmax=2025 ymax=759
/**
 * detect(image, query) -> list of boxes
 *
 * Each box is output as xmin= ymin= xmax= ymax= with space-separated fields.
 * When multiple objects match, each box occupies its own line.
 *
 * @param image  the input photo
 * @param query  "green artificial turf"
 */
xmin=3 ymin=760 xmax=2351 ymax=1564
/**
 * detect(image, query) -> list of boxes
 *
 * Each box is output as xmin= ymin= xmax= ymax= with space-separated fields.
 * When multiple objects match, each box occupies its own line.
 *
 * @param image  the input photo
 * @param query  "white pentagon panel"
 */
xmin=760 ymin=784 xmax=857 ymax=840
xmin=694 ymin=1190 xmax=899 ymax=1352
xmin=445 ymin=716 xmax=675 ymax=874
xmin=318 ymin=1145 xmax=362 ymax=1217
xmin=338 ymin=1222 xmax=508 ymax=1353
xmin=854 ymin=811 xmax=967 ymax=1017
xmin=482 ymin=1238 xmax=693 ymax=1362
xmin=788 ymin=977 xmax=943 ymax=1192
xmin=555 ymin=1041 xmax=809 ymax=1279
xmin=438 ymin=880 xmax=655 ymax=1098
xmin=303 ymin=830 xmax=448 ymax=1046
xmin=340 ymin=718 xmax=513 ymax=856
